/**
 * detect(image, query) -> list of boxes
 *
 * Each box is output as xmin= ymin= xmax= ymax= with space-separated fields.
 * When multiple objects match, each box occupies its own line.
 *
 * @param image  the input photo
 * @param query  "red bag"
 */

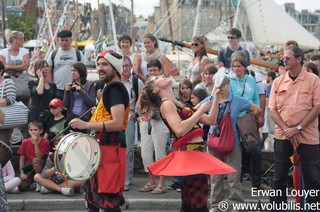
xmin=207 ymin=103 xmax=235 ymax=155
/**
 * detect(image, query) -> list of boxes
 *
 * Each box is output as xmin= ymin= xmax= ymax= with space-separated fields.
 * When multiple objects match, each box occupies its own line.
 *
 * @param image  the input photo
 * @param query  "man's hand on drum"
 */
xmin=69 ymin=118 xmax=88 ymax=130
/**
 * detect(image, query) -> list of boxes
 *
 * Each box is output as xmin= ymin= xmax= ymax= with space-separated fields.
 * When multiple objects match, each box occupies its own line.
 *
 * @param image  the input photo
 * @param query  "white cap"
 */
xmin=214 ymin=68 xmax=230 ymax=88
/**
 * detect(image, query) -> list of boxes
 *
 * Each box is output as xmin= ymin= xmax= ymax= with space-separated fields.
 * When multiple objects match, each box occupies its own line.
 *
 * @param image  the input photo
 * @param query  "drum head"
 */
xmin=55 ymin=133 xmax=77 ymax=174
xmin=55 ymin=133 xmax=101 ymax=181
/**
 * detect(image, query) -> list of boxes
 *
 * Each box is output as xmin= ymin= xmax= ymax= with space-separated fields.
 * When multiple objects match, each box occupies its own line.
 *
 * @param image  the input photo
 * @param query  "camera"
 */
xmin=212 ymin=125 xmax=221 ymax=137
xmin=69 ymin=82 xmax=77 ymax=92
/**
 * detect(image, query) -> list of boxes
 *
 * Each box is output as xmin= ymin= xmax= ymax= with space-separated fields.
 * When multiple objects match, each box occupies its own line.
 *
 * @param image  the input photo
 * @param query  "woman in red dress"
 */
xmin=138 ymin=75 xmax=221 ymax=211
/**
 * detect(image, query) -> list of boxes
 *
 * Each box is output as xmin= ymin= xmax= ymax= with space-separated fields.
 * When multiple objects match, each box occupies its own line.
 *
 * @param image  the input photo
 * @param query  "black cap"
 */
xmin=57 ymin=30 xmax=72 ymax=38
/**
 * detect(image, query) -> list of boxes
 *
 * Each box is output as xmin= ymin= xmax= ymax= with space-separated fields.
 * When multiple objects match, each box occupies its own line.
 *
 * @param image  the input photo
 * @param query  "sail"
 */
xmin=243 ymin=0 xmax=320 ymax=49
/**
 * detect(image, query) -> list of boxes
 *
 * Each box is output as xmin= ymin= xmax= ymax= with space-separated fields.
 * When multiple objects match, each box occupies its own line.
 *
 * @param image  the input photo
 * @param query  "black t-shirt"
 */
xmin=46 ymin=117 xmax=67 ymax=141
xmin=106 ymin=86 xmax=127 ymax=112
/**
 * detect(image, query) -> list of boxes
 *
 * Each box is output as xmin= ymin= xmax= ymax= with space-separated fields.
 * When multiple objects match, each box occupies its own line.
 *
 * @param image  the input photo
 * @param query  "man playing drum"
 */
xmin=69 ymin=50 xmax=129 ymax=212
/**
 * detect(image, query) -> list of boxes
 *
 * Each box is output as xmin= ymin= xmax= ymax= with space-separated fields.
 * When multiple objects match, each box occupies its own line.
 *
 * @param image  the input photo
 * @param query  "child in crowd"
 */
xmin=3 ymin=160 xmax=21 ymax=193
xmin=18 ymin=121 xmax=50 ymax=191
xmin=178 ymin=79 xmax=193 ymax=106
xmin=194 ymin=64 xmax=218 ymax=95
xmin=34 ymin=136 xmax=81 ymax=196
xmin=44 ymin=98 xmax=66 ymax=152
xmin=190 ymin=88 xmax=210 ymax=107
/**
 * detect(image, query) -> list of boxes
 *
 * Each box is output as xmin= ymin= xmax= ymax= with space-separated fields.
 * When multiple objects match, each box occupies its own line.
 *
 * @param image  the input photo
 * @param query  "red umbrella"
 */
xmin=148 ymin=151 xmax=236 ymax=176
xmin=290 ymin=143 xmax=305 ymax=210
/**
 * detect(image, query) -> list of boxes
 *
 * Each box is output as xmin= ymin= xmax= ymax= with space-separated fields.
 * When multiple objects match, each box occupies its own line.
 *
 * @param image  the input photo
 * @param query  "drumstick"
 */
xmin=50 ymin=107 xmax=94 ymax=143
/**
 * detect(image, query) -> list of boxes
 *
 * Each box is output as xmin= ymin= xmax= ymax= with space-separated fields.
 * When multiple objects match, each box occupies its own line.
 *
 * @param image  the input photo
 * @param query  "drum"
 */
xmin=54 ymin=132 xmax=101 ymax=181
xmin=0 ymin=140 xmax=12 ymax=167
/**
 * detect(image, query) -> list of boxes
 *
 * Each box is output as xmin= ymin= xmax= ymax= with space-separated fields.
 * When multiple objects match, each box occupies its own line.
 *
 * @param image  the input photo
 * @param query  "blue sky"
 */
xmin=81 ymin=0 xmax=320 ymax=18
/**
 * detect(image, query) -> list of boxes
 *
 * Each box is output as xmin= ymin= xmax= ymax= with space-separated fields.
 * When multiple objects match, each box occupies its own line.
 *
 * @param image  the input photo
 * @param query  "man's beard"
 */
xmin=104 ymin=71 xmax=116 ymax=83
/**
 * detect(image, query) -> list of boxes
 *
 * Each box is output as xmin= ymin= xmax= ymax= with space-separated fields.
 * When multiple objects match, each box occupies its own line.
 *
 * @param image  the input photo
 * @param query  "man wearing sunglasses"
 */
xmin=217 ymin=28 xmax=250 ymax=69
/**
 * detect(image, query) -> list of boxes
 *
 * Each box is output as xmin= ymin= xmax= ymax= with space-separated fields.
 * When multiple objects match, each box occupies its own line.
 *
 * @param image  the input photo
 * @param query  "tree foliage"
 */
xmin=6 ymin=13 xmax=34 ymax=40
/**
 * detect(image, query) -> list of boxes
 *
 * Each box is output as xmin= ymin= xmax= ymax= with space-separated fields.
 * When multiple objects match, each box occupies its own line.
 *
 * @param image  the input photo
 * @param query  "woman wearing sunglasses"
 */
xmin=187 ymin=36 xmax=210 ymax=87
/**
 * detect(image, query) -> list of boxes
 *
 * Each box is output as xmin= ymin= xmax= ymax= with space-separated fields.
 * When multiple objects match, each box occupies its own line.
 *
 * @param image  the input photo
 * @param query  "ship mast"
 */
xmin=131 ymin=0 xmax=135 ymax=52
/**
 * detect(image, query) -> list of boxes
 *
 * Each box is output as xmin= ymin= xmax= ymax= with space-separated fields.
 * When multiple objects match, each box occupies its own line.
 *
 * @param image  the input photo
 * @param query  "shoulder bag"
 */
xmin=237 ymin=112 xmax=260 ymax=152
xmin=0 ymin=81 xmax=29 ymax=129
xmin=207 ymin=100 xmax=235 ymax=154
xmin=236 ymin=76 xmax=260 ymax=152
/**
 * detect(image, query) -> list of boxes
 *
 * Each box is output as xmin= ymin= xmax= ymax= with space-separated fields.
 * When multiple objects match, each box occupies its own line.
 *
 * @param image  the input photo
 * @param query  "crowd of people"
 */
xmin=0 ymin=26 xmax=320 ymax=212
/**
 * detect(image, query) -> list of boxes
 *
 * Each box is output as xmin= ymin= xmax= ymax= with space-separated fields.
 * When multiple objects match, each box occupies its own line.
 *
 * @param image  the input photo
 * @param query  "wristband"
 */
xmin=20 ymin=173 xmax=25 ymax=177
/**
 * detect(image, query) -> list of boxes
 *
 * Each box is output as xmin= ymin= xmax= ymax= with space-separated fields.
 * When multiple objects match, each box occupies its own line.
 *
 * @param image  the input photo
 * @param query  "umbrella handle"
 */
xmin=293 ymin=143 xmax=297 ymax=151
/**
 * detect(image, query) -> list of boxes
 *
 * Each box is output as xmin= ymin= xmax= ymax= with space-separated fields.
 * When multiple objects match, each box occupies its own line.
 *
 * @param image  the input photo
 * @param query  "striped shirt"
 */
xmin=0 ymin=78 xmax=16 ymax=105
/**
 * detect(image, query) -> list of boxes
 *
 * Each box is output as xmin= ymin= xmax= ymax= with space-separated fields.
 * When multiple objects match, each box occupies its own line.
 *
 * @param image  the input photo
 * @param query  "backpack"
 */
xmin=221 ymin=46 xmax=247 ymax=67
xmin=51 ymin=49 xmax=81 ymax=71
xmin=132 ymin=75 xmax=139 ymax=104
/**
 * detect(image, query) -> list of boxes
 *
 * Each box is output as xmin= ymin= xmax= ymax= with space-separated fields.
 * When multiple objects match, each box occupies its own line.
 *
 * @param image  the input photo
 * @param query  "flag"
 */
xmin=94 ymin=31 xmax=103 ymax=54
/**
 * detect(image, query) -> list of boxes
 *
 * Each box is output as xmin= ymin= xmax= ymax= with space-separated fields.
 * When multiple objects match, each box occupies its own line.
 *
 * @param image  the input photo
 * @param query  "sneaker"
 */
xmin=61 ymin=187 xmax=75 ymax=196
xmin=242 ymin=173 xmax=251 ymax=181
xmin=167 ymin=182 xmax=180 ymax=190
xmin=41 ymin=186 xmax=53 ymax=194
xmin=36 ymin=183 xmax=41 ymax=192
xmin=9 ymin=187 xmax=20 ymax=194
xmin=176 ymin=188 xmax=181 ymax=192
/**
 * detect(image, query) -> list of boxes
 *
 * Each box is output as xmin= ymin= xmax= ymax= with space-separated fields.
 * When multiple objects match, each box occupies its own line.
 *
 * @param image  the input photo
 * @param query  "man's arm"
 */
xmin=269 ymin=108 xmax=288 ymax=131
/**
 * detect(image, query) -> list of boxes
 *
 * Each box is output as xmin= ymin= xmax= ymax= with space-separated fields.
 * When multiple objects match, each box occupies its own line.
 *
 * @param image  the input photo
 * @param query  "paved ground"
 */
xmin=5 ymin=171 xmax=285 ymax=211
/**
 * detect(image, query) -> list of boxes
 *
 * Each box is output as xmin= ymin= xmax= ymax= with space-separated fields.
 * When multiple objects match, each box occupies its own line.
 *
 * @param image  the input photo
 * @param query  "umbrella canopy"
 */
xmin=148 ymin=151 xmax=236 ymax=176
xmin=290 ymin=144 xmax=305 ymax=210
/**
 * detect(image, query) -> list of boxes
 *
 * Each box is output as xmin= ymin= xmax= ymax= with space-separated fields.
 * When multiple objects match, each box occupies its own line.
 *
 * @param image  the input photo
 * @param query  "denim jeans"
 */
xmin=125 ymin=118 xmax=136 ymax=186
xmin=270 ymin=139 xmax=320 ymax=212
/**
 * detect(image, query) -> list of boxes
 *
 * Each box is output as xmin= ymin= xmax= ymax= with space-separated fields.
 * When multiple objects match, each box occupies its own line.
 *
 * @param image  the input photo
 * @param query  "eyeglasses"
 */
xmin=227 ymin=36 xmax=237 ymax=40
xmin=191 ymin=43 xmax=200 ymax=47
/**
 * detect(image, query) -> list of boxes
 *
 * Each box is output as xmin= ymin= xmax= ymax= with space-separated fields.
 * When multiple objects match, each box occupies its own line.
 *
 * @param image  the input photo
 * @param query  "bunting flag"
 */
xmin=94 ymin=31 xmax=103 ymax=54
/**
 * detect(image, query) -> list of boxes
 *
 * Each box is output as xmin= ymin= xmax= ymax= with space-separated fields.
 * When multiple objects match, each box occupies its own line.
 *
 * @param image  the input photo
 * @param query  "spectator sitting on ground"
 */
xmin=17 ymin=121 xmax=50 ymax=192
xmin=3 ymin=160 xmax=21 ymax=193
xmin=34 ymin=136 xmax=81 ymax=196
xmin=44 ymin=98 xmax=66 ymax=152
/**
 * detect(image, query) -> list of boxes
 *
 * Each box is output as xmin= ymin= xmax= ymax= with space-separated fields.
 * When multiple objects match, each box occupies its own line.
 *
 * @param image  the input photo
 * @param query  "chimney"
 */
xmin=285 ymin=3 xmax=295 ymax=10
